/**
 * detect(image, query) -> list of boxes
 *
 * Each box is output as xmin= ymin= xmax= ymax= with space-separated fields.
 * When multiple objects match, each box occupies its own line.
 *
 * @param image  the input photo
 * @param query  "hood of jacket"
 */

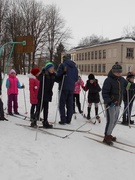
xmin=63 ymin=59 xmax=76 ymax=68
xmin=107 ymin=70 xmax=120 ymax=80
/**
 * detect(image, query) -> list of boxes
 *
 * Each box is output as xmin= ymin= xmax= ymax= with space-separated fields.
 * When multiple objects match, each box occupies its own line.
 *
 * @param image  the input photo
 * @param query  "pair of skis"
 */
xmin=16 ymin=122 xmax=135 ymax=154
xmin=84 ymin=131 xmax=135 ymax=154
xmin=16 ymin=123 xmax=91 ymax=139
xmin=8 ymin=113 xmax=28 ymax=120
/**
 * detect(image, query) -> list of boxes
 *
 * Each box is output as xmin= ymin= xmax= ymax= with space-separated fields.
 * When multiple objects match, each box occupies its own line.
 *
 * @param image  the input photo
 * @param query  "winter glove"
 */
xmin=42 ymin=68 xmax=46 ymax=75
xmin=109 ymin=103 xmax=115 ymax=108
xmin=108 ymin=101 xmax=118 ymax=108
xmin=126 ymin=82 xmax=131 ymax=91
xmin=21 ymin=85 xmax=25 ymax=89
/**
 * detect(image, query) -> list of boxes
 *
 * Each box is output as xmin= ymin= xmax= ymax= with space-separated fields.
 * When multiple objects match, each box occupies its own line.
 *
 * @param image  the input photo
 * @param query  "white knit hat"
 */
xmin=9 ymin=69 xmax=16 ymax=74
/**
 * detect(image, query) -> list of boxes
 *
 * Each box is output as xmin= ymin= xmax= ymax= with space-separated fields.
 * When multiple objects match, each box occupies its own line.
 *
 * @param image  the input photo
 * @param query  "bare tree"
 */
xmin=78 ymin=34 xmax=108 ymax=46
xmin=122 ymin=26 xmax=132 ymax=37
xmin=45 ymin=4 xmax=71 ymax=61
xmin=5 ymin=0 xmax=49 ymax=73
xmin=1 ymin=0 xmax=71 ymax=73
xmin=18 ymin=0 xmax=50 ymax=72
xmin=0 ymin=0 xmax=10 ymax=71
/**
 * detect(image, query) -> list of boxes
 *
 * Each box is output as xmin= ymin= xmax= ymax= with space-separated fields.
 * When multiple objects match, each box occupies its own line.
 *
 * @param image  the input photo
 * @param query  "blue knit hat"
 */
xmin=45 ymin=61 xmax=54 ymax=71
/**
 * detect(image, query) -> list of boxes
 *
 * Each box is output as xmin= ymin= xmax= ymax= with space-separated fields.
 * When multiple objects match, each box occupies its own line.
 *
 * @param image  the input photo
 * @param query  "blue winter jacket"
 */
xmin=102 ymin=70 xmax=127 ymax=106
xmin=57 ymin=60 xmax=78 ymax=91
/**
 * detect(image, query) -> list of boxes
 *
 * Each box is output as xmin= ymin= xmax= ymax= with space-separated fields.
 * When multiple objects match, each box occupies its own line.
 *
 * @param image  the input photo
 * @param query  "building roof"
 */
xmin=69 ymin=37 xmax=135 ymax=52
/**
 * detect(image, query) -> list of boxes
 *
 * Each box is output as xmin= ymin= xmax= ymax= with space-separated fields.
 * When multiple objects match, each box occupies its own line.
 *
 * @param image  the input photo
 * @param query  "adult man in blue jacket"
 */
xmin=57 ymin=54 xmax=78 ymax=124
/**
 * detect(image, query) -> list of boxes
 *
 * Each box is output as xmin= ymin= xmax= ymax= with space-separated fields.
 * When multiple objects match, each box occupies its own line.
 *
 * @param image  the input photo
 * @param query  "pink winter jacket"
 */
xmin=29 ymin=74 xmax=40 ymax=104
xmin=6 ymin=74 xmax=21 ymax=95
xmin=74 ymin=77 xmax=84 ymax=94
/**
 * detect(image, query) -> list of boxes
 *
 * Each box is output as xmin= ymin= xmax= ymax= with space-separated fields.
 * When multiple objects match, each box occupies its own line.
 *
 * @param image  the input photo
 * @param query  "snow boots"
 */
xmin=30 ymin=121 xmax=37 ymax=128
xmin=42 ymin=121 xmax=53 ymax=128
xmin=103 ymin=135 xmax=116 ymax=145
xmin=121 ymin=116 xmax=134 ymax=125
xmin=0 ymin=116 xmax=8 ymax=121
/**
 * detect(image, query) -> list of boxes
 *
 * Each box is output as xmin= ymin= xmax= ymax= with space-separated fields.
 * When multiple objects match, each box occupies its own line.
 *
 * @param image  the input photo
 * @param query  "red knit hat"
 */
xmin=31 ymin=68 xmax=40 ymax=76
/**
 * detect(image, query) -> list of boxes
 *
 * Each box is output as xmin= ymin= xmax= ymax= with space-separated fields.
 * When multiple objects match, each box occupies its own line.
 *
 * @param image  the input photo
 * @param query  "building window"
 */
xmin=85 ymin=52 xmax=87 ymax=60
xmin=98 ymin=64 xmax=101 ymax=72
xmin=95 ymin=64 xmax=97 ymax=72
xmin=77 ymin=54 xmax=79 ymax=61
xmin=103 ymin=50 xmax=106 ymax=59
xmin=82 ymin=64 xmax=84 ymax=72
xmin=126 ymin=48 xmax=134 ymax=58
xmin=88 ymin=64 xmax=90 ymax=72
xmin=91 ymin=51 xmax=94 ymax=59
xmin=79 ymin=53 xmax=81 ymax=60
xmin=99 ymin=50 xmax=102 ymax=59
xmin=102 ymin=64 xmax=106 ymax=73
xmin=88 ymin=52 xmax=90 ymax=60
xmin=85 ymin=64 xmax=87 ymax=72
xmin=82 ymin=53 xmax=84 ymax=60
xmin=95 ymin=51 xmax=97 ymax=59
xmin=91 ymin=64 xmax=93 ymax=72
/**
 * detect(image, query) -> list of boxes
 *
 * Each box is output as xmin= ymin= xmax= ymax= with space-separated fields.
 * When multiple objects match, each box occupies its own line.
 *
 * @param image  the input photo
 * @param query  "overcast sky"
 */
xmin=40 ymin=0 xmax=135 ymax=46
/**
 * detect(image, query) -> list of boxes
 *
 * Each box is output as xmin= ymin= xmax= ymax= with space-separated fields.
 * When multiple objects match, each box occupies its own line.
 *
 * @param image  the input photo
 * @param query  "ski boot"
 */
xmin=30 ymin=121 xmax=37 ymax=128
xmin=103 ymin=135 xmax=113 ymax=146
xmin=43 ymin=121 xmax=53 ymax=128
xmin=96 ymin=116 xmax=101 ymax=123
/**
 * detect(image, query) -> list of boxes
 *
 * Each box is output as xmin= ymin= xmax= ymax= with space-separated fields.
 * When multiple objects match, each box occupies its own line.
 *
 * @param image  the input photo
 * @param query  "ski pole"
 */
xmin=82 ymin=91 xmax=86 ymax=116
xmin=63 ymin=106 xmax=110 ymax=138
xmin=54 ymin=74 xmax=65 ymax=125
xmin=118 ymin=92 xmax=135 ymax=122
xmin=22 ymin=83 xmax=28 ymax=114
xmin=127 ymin=90 xmax=130 ymax=127
xmin=35 ymin=73 xmax=45 ymax=141
xmin=100 ymin=101 xmax=105 ymax=117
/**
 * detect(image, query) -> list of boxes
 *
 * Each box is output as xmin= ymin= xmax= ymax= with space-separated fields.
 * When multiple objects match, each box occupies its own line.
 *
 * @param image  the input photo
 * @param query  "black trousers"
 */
xmin=35 ymin=100 xmax=49 ymax=122
xmin=30 ymin=104 xmax=38 ymax=116
xmin=0 ymin=99 xmax=4 ymax=118
xmin=73 ymin=94 xmax=80 ymax=111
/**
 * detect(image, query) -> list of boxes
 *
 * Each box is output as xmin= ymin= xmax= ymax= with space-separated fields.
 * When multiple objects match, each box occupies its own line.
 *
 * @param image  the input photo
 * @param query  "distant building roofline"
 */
xmin=68 ymin=36 xmax=135 ymax=52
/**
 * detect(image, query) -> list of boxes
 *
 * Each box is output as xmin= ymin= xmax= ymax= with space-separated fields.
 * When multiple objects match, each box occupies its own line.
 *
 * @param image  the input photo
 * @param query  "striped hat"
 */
xmin=45 ymin=61 xmax=54 ymax=71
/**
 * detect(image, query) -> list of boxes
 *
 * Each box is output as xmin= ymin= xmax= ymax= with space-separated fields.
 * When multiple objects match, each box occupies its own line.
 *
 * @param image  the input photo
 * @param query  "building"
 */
xmin=63 ymin=37 xmax=135 ymax=75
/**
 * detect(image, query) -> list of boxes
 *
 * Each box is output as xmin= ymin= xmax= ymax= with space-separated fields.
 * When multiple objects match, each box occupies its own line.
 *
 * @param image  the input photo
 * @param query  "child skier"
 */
xmin=122 ymin=72 xmax=135 ymax=125
xmin=73 ymin=76 xmax=84 ymax=114
xmin=83 ymin=74 xmax=101 ymax=123
xmin=28 ymin=68 xmax=40 ymax=121
xmin=6 ymin=69 xmax=24 ymax=115
xmin=31 ymin=61 xmax=59 ymax=128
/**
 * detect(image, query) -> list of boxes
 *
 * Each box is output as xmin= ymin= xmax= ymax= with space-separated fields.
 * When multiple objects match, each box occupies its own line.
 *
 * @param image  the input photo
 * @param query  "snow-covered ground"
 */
xmin=0 ymin=74 xmax=135 ymax=180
